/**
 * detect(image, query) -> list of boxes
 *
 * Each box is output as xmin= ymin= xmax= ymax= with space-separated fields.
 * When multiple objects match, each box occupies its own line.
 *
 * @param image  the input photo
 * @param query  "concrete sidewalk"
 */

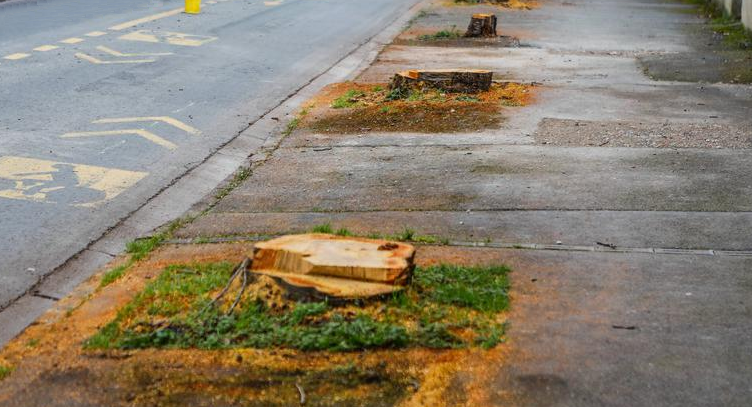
xmin=0 ymin=0 xmax=750 ymax=405
xmin=173 ymin=0 xmax=752 ymax=405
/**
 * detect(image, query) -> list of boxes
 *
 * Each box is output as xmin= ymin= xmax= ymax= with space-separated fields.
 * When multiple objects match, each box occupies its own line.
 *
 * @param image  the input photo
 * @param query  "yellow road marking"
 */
xmin=108 ymin=8 xmax=183 ymax=31
xmin=93 ymin=117 xmax=201 ymax=136
xmin=0 ymin=156 xmax=147 ymax=207
xmin=60 ymin=37 xmax=84 ymax=44
xmin=75 ymin=52 xmax=156 ymax=64
xmin=61 ymin=129 xmax=177 ymax=150
xmin=118 ymin=30 xmax=217 ymax=47
xmin=3 ymin=53 xmax=30 ymax=60
xmin=96 ymin=45 xmax=172 ymax=57
xmin=85 ymin=31 xmax=108 ymax=37
xmin=34 ymin=45 xmax=59 ymax=52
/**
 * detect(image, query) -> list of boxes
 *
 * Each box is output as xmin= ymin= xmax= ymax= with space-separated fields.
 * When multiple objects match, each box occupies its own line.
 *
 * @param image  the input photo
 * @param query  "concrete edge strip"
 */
xmin=161 ymin=236 xmax=752 ymax=258
xmin=0 ymin=0 xmax=426 ymax=349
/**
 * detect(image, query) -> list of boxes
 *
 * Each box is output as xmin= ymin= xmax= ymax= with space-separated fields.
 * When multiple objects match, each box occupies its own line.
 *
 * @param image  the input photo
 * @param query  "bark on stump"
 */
xmin=389 ymin=69 xmax=493 ymax=93
xmin=465 ymin=13 xmax=497 ymax=37
xmin=250 ymin=234 xmax=416 ymax=301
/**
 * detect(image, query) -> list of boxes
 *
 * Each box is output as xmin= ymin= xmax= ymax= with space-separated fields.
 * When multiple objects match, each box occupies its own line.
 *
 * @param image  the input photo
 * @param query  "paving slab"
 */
xmin=213 ymin=144 xmax=752 ymax=213
xmin=176 ymin=209 xmax=752 ymax=251
xmin=415 ymin=246 xmax=752 ymax=407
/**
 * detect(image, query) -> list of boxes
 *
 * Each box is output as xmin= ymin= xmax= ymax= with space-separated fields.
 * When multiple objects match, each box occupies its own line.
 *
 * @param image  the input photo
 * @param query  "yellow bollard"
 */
xmin=185 ymin=0 xmax=201 ymax=14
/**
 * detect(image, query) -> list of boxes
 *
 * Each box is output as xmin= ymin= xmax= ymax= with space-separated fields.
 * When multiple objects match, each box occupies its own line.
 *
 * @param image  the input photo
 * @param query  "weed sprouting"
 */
xmin=311 ymin=223 xmax=334 ymax=233
xmin=419 ymin=26 xmax=462 ymax=41
xmin=126 ymin=235 xmax=164 ymax=261
xmin=396 ymin=228 xmax=416 ymax=241
xmin=283 ymin=117 xmax=300 ymax=136
xmin=331 ymin=90 xmax=366 ymax=109
xmin=100 ymin=264 xmax=129 ymax=288
xmin=214 ymin=167 xmax=252 ymax=200
xmin=0 ymin=365 xmax=13 ymax=381
xmin=335 ymin=227 xmax=354 ymax=237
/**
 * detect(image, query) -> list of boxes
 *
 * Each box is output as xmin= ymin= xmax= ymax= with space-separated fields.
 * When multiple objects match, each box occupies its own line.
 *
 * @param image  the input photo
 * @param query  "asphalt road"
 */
xmin=0 ymin=0 xmax=417 ymax=309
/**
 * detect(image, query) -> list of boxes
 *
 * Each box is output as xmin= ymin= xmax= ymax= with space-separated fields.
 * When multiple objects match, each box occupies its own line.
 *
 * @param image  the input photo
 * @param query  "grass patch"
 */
xmin=331 ymin=90 xmax=366 ymax=109
xmin=126 ymin=235 xmax=164 ymax=261
xmin=681 ymin=0 xmax=752 ymax=49
xmin=0 ymin=365 xmax=13 ymax=381
xmin=311 ymin=223 xmax=334 ymax=234
xmin=419 ymin=26 xmax=462 ymax=41
xmin=100 ymin=264 xmax=129 ymax=288
xmin=86 ymin=262 xmax=511 ymax=352
xmin=99 ymin=216 xmax=196 ymax=288
xmin=709 ymin=15 xmax=752 ymax=49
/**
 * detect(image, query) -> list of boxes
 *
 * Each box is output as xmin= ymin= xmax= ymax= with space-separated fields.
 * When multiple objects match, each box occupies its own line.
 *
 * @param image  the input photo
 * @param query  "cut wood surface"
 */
xmin=465 ymin=13 xmax=497 ymax=37
xmin=251 ymin=270 xmax=404 ymax=301
xmin=251 ymin=234 xmax=415 ymax=300
xmin=251 ymin=234 xmax=415 ymax=285
xmin=390 ymin=69 xmax=493 ymax=93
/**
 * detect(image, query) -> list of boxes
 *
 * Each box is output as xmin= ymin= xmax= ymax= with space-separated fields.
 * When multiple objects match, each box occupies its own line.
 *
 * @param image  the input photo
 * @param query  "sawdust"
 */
xmin=0 ymin=243 xmax=515 ymax=407
xmin=303 ymin=81 xmax=534 ymax=134
xmin=448 ymin=0 xmax=539 ymax=10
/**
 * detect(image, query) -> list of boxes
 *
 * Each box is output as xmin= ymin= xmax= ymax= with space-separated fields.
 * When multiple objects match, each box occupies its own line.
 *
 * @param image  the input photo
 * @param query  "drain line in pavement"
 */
xmin=162 ymin=236 xmax=752 ymax=258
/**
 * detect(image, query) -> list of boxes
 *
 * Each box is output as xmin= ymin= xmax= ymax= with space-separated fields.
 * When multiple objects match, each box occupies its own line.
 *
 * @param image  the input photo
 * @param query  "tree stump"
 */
xmin=465 ymin=13 xmax=497 ymax=37
xmin=389 ymin=69 xmax=493 ymax=93
xmin=250 ymin=234 xmax=416 ymax=301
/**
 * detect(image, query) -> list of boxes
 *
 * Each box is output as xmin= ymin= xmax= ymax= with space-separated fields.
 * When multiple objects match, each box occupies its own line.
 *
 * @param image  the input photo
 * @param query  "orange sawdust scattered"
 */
xmin=303 ymin=81 xmax=535 ymax=134
xmin=0 ymin=242 xmax=514 ymax=407
xmin=447 ymin=0 xmax=539 ymax=10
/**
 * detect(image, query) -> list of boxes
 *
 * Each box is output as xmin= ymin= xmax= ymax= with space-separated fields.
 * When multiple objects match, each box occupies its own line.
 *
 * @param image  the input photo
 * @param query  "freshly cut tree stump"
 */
xmin=250 ymin=234 xmax=416 ymax=300
xmin=465 ymin=13 xmax=497 ymax=37
xmin=390 ymin=69 xmax=493 ymax=93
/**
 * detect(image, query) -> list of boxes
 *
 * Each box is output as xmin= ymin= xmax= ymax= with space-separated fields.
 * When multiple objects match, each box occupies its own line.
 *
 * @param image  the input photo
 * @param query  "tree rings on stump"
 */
xmin=250 ymin=234 xmax=416 ymax=301
xmin=465 ymin=13 xmax=497 ymax=37
xmin=389 ymin=69 xmax=493 ymax=93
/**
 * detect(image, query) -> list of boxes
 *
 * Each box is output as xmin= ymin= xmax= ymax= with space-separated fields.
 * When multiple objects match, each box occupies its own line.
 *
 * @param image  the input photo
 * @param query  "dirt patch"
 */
xmin=448 ymin=0 xmax=538 ymax=11
xmin=0 ymin=243 xmax=514 ymax=407
xmin=393 ymin=35 xmax=520 ymax=48
xmin=534 ymin=118 xmax=752 ymax=149
xmin=304 ymin=82 xmax=534 ymax=134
